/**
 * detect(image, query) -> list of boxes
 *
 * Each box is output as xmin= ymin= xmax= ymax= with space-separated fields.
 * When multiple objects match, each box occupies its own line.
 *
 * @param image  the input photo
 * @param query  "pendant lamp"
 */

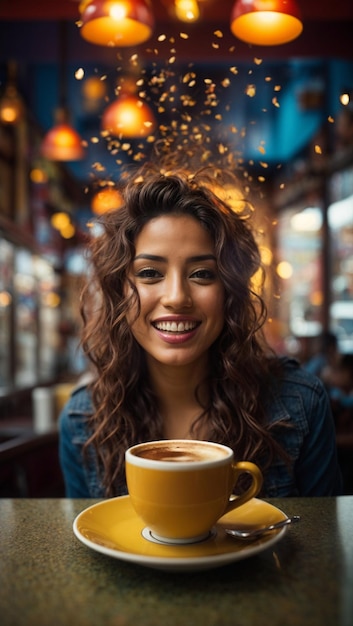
xmin=230 ymin=0 xmax=303 ymax=46
xmin=41 ymin=22 xmax=84 ymax=161
xmin=174 ymin=0 xmax=200 ymax=22
xmin=0 ymin=61 xmax=24 ymax=125
xmin=102 ymin=92 xmax=156 ymax=138
xmin=41 ymin=108 xmax=85 ymax=161
xmin=79 ymin=0 xmax=155 ymax=47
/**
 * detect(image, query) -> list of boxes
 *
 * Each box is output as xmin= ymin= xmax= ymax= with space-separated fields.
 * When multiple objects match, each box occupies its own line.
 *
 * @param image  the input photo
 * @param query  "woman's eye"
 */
xmin=190 ymin=269 xmax=216 ymax=280
xmin=135 ymin=268 xmax=162 ymax=279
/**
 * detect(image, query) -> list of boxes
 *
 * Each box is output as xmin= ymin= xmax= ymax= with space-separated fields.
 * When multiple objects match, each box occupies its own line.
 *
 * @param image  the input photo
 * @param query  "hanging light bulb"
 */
xmin=102 ymin=93 xmax=156 ymax=138
xmin=41 ymin=22 xmax=85 ymax=161
xmin=230 ymin=0 xmax=303 ymax=46
xmin=41 ymin=108 xmax=85 ymax=161
xmin=79 ymin=0 xmax=155 ymax=47
xmin=91 ymin=186 xmax=124 ymax=214
xmin=0 ymin=61 xmax=24 ymax=125
xmin=174 ymin=0 xmax=200 ymax=22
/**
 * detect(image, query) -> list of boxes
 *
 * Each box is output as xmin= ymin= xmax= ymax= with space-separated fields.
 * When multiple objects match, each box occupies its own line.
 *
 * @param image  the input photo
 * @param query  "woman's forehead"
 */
xmin=134 ymin=214 xmax=215 ymax=253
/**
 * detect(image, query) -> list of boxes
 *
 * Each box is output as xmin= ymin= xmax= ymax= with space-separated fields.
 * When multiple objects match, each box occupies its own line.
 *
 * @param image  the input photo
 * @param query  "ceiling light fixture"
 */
xmin=79 ymin=0 xmax=155 ymax=47
xmin=230 ymin=0 xmax=303 ymax=46
xmin=0 ymin=61 xmax=24 ymax=125
xmin=101 ymin=76 xmax=156 ymax=138
xmin=41 ymin=108 xmax=85 ymax=161
xmin=174 ymin=0 xmax=200 ymax=23
xmin=41 ymin=22 xmax=84 ymax=161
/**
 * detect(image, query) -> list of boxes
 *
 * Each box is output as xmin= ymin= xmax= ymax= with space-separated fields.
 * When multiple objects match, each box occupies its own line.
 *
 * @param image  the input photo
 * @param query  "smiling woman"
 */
xmin=58 ymin=161 xmax=343 ymax=500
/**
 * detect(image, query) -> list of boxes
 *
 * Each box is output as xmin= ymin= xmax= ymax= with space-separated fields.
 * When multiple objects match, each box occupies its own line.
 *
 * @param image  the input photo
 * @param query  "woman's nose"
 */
xmin=160 ymin=275 xmax=192 ymax=309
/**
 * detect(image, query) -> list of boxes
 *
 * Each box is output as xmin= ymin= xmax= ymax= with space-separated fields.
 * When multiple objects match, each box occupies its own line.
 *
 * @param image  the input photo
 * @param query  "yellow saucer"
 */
xmin=73 ymin=495 xmax=288 ymax=572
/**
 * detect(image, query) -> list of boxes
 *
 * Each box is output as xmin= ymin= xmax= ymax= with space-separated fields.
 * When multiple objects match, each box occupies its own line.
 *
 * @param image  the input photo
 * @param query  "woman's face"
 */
xmin=127 ymin=214 xmax=225 ymax=370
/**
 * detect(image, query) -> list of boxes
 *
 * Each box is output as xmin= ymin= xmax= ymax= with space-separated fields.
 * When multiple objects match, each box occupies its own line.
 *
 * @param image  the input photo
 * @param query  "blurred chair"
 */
xmin=0 ymin=430 xmax=65 ymax=497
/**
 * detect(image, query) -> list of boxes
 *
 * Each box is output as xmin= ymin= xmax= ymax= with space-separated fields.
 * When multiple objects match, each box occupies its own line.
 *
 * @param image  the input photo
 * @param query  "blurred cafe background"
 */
xmin=1 ymin=0 xmax=353 ymax=496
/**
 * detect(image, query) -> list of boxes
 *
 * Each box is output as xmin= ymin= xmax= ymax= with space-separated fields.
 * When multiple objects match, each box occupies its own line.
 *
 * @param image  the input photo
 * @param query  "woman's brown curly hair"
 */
xmin=81 ymin=163 xmax=286 ymax=496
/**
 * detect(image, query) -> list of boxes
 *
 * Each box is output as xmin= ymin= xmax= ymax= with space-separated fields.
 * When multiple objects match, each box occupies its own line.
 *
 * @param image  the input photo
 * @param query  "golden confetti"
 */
xmin=214 ymin=30 xmax=223 ymax=38
xmin=179 ymin=32 xmax=189 ymax=39
xmin=158 ymin=34 xmax=167 ymax=41
xmin=254 ymin=58 xmax=263 ymax=65
xmin=75 ymin=67 xmax=84 ymax=80
xmin=246 ymin=84 xmax=256 ymax=97
xmin=258 ymin=145 xmax=266 ymax=154
xmin=314 ymin=144 xmax=322 ymax=154
xmin=91 ymin=162 xmax=106 ymax=172
xmin=230 ymin=67 xmax=238 ymax=75
xmin=272 ymin=97 xmax=280 ymax=108
xmin=274 ymin=85 xmax=281 ymax=92
xmin=328 ymin=116 xmax=334 ymax=123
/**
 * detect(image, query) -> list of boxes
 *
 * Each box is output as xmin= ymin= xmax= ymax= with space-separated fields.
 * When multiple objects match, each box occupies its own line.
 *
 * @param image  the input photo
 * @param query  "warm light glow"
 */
xmin=230 ymin=0 xmax=303 ymax=46
xmin=42 ymin=292 xmax=61 ymax=308
xmin=79 ymin=0 xmax=155 ymax=47
xmin=0 ymin=290 xmax=12 ymax=307
xmin=276 ymin=261 xmax=293 ymax=279
xmin=30 ymin=168 xmax=48 ymax=184
xmin=310 ymin=291 xmax=323 ymax=307
xmin=41 ymin=112 xmax=85 ymax=162
xmin=60 ymin=223 xmax=76 ymax=239
xmin=51 ymin=212 xmax=72 ymax=231
xmin=82 ymin=76 xmax=107 ymax=101
xmin=259 ymin=245 xmax=273 ymax=266
xmin=174 ymin=0 xmax=200 ymax=22
xmin=91 ymin=187 xmax=124 ymax=214
xmin=101 ymin=94 xmax=156 ymax=138
xmin=0 ymin=85 xmax=24 ymax=124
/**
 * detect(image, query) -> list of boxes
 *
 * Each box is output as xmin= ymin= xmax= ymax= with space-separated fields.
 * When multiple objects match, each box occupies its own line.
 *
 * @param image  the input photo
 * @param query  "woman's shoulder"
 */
xmin=58 ymin=377 xmax=94 ymax=441
xmin=266 ymin=355 xmax=330 ymax=428
xmin=275 ymin=355 xmax=324 ymax=392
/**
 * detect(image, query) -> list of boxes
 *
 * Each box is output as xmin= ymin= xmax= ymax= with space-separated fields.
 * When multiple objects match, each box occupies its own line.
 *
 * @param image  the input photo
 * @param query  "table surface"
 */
xmin=1 ymin=497 xmax=353 ymax=626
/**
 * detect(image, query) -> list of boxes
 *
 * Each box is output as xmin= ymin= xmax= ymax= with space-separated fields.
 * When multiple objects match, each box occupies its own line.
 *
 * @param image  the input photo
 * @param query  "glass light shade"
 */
xmin=0 ymin=85 xmax=24 ymax=124
xmin=230 ymin=0 xmax=303 ymax=46
xmin=174 ymin=0 xmax=200 ymax=22
xmin=101 ymin=95 xmax=156 ymax=138
xmin=41 ymin=120 xmax=85 ymax=161
xmin=79 ymin=0 xmax=155 ymax=47
xmin=91 ymin=187 xmax=124 ymax=214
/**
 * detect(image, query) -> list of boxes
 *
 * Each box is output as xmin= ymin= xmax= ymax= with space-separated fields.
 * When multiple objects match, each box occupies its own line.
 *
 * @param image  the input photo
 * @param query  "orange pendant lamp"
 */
xmin=102 ymin=92 xmax=156 ymax=138
xmin=230 ymin=0 xmax=303 ymax=46
xmin=79 ymin=0 xmax=155 ymax=47
xmin=41 ymin=22 xmax=85 ymax=161
xmin=41 ymin=108 xmax=85 ymax=161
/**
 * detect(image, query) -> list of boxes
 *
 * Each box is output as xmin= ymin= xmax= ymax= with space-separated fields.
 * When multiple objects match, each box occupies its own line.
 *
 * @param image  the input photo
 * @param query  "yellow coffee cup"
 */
xmin=125 ymin=439 xmax=263 ymax=544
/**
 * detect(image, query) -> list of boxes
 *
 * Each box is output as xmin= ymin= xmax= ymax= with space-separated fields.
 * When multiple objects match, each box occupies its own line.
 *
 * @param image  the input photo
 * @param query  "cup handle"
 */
xmin=224 ymin=461 xmax=263 ymax=514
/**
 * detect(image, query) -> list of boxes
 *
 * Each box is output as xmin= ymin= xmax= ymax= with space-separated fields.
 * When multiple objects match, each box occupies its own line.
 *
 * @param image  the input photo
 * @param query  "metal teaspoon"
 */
xmin=225 ymin=515 xmax=301 ymax=540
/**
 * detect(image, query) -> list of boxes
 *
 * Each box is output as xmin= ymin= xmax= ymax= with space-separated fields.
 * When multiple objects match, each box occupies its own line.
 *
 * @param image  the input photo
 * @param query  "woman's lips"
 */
xmin=152 ymin=319 xmax=200 ymax=344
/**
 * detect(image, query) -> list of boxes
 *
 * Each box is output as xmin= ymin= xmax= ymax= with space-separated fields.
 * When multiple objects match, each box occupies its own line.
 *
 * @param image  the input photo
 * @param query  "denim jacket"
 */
xmin=58 ymin=358 xmax=343 ymax=498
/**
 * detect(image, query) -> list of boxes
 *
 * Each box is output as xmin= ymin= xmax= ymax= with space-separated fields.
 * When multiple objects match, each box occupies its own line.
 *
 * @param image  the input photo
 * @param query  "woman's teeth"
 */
xmin=154 ymin=321 xmax=197 ymax=333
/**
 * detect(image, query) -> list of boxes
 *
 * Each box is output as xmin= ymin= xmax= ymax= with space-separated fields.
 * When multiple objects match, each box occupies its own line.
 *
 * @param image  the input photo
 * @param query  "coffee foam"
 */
xmin=135 ymin=442 xmax=228 ymax=463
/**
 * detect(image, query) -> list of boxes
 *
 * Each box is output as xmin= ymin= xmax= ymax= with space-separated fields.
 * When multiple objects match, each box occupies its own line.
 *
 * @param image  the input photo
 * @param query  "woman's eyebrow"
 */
xmin=134 ymin=254 xmax=216 ymax=262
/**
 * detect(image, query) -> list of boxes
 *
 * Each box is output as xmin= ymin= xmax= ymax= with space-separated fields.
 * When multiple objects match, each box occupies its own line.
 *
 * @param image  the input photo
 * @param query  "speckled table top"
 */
xmin=1 ymin=497 xmax=352 ymax=626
